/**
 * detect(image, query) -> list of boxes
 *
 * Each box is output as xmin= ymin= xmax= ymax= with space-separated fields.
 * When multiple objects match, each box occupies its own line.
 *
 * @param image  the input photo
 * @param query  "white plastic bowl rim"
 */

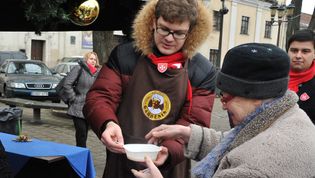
xmin=123 ymin=144 xmax=161 ymax=152
xmin=123 ymin=144 xmax=162 ymax=162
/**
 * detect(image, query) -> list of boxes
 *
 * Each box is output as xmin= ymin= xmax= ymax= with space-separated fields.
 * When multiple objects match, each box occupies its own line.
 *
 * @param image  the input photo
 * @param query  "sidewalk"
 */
xmin=1 ymin=97 xmax=229 ymax=178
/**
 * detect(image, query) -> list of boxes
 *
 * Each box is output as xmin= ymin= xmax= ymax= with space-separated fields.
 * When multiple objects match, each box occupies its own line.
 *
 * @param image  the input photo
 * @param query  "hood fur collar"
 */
xmin=132 ymin=0 xmax=212 ymax=59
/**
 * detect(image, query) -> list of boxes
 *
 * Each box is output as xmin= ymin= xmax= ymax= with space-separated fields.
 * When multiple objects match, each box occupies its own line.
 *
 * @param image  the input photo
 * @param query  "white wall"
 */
xmin=0 ymin=31 xmax=92 ymax=67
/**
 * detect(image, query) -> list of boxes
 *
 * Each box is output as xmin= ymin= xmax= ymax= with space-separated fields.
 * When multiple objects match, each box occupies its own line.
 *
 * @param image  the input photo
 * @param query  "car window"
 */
xmin=7 ymin=63 xmax=17 ymax=74
xmin=25 ymin=63 xmax=52 ymax=75
xmin=55 ymin=65 xmax=64 ymax=73
xmin=61 ymin=65 xmax=68 ymax=74
xmin=6 ymin=61 xmax=52 ymax=75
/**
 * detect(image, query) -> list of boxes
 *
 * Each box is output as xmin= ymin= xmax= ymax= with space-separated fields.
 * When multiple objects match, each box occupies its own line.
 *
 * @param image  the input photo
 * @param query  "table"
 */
xmin=0 ymin=133 xmax=95 ymax=178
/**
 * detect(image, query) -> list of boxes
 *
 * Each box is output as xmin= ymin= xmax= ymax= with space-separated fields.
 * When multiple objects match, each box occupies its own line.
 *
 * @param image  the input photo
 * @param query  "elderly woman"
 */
xmin=64 ymin=51 xmax=101 ymax=147
xmin=131 ymin=43 xmax=315 ymax=178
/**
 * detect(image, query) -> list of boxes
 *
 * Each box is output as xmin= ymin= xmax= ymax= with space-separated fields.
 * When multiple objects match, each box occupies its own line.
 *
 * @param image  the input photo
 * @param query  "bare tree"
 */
xmin=308 ymin=7 xmax=315 ymax=30
xmin=92 ymin=31 xmax=119 ymax=65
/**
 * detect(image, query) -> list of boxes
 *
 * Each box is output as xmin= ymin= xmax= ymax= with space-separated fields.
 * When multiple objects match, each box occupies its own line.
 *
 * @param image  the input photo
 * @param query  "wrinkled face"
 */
xmin=220 ymin=92 xmax=262 ymax=126
xmin=153 ymin=17 xmax=190 ymax=55
xmin=288 ymin=41 xmax=315 ymax=72
xmin=86 ymin=54 xmax=97 ymax=67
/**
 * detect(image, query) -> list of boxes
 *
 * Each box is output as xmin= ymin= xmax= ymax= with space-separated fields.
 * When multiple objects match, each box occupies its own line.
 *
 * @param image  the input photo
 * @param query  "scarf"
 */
xmin=148 ymin=52 xmax=193 ymax=114
xmin=87 ymin=62 xmax=97 ymax=74
xmin=192 ymin=91 xmax=298 ymax=178
xmin=289 ymin=61 xmax=315 ymax=92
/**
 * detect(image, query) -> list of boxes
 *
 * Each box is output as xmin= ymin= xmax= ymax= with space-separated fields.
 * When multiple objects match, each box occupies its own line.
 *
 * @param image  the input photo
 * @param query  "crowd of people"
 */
xmin=1 ymin=0 xmax=314 ymax=178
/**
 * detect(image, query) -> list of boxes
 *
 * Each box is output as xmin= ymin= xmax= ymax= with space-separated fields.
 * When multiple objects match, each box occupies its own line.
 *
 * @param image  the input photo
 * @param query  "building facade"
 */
xmin=0 ymin=31 xmax=92 ymax=67
xmin=198 ymin=0 xmax=283 ymax=68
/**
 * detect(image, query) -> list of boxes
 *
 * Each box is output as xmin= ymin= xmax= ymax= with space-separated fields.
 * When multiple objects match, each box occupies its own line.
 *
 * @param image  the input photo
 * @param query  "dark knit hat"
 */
xmin=216 ymin=43 xmax=290 ymax=99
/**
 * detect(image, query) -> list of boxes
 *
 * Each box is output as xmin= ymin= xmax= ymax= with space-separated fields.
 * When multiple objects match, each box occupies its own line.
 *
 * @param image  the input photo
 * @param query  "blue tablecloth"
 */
xmin=0 ymin=133 xmax=95 ymax=178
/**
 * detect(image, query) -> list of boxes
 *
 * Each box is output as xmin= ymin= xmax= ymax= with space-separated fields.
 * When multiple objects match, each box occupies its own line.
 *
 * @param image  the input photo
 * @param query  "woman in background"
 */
xmin=63 ymin=52 xmax=100 ymax=147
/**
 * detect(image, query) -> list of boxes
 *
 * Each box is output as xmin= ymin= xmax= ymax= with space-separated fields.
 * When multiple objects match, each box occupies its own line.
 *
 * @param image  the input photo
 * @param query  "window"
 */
xmin=56 ymin=64 xmax=66 ymax=74
xmin=264 ymin=21 xmax=272 ymax=38
xmin=70 ymin=36 xmax=76 ymax=45
xmin=209 ymin=49 xmax=220 ymax=68
xmin=240 ymin=16 xmax=249 ymax=35
xmin=213 ymin=11 xmax=221 ymax=31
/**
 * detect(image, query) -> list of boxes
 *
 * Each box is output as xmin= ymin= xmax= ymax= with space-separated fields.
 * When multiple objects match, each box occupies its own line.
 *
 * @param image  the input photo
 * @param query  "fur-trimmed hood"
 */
xmin=132 ymin=0 xmax=212 ymax=59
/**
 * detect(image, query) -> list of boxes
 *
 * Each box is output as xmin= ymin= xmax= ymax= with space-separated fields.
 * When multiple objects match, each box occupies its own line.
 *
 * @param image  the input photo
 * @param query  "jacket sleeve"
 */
xmin=83 ymin=47 xmax=123 ymax=138
xmin=213 ymin=166 xmax=268 ymax=178
xmin=161 ymin=54 xmax=217 ymax=166
xmin=184 ymin=124 xmax=224 ymax=161
xmin=63 ymin=65 xmax=81 ymax=103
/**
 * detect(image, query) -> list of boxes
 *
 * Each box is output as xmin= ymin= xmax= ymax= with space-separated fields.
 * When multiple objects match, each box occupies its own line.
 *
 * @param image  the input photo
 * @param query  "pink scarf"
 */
xmin=87 ymin=62 xmax=97 ymax=74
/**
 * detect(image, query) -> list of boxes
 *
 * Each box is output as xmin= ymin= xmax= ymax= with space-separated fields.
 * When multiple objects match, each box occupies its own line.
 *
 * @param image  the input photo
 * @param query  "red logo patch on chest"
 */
xmin=157 ymin=63 xmax=168 ymax=73
xmin=300 ymin=92 xmax=310 ymax=101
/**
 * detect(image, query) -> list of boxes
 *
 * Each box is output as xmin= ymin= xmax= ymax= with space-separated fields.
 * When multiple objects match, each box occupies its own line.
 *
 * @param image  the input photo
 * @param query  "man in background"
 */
xmin=287 ymin=29 xmax=315 ymax=124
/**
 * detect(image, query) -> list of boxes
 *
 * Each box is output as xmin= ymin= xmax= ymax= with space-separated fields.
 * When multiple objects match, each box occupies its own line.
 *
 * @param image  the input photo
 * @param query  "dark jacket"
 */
xmin=296 ymin=76 xmax=315 ymax=124
xmin=64 ymin=60 xmax=100 ymax=119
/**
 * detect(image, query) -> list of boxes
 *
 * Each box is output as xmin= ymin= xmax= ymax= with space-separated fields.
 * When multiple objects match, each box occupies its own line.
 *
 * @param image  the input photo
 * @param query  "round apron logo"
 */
xmin=142 ymin=90 xmax=171 ymax=120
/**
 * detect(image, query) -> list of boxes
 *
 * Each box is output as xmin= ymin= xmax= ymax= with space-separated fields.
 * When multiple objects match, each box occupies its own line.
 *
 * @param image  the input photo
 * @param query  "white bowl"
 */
xmin=123 ymin=144 xmax=162 ymax=162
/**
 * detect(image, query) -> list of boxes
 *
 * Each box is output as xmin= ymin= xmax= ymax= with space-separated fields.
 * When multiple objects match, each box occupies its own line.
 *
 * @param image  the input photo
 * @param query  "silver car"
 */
xmin=53 ymin=62 xmax=79 ymax=78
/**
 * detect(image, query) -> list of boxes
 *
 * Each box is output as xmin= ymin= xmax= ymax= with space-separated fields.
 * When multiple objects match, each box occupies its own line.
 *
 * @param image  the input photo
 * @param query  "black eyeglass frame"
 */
xmin=155 ymin=27 xmax=189 ymax=40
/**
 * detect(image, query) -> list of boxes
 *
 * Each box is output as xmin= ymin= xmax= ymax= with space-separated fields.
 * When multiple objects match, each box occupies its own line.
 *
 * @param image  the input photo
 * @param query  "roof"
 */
xmin=0 ymin=0 xmax=145 ymax=33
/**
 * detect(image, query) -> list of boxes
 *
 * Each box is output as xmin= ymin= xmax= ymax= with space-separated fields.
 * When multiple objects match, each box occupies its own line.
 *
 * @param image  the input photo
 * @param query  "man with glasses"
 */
xmin=83 ymin=0 xmax=216 ymax=177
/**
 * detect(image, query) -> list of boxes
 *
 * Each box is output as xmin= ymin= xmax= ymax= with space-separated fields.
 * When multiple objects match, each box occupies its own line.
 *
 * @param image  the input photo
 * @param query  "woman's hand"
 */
xmin=131 ymin=156 xmax=163 ymax=178
xmin=101 ymin=121 xmax=125 ymax=153
xmin=145 ymin=124 xmax=191 ymax=144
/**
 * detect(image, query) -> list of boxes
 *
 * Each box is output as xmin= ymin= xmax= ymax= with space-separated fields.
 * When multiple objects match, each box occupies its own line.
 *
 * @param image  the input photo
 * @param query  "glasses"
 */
xmin=155 ymin=27 xmax=188 ymax=40
xmin=220 ymin=92 xmax=235 ymax=104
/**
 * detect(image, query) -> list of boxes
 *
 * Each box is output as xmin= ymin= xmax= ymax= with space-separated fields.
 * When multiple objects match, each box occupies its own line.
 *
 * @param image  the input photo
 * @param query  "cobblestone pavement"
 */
xmin=1 ymin=97 xmax=229 ymax=178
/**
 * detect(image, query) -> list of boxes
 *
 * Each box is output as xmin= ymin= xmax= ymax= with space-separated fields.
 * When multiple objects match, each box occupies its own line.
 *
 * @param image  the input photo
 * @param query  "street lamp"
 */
xmin=269 ymin=2 xmax=295 ymax=46
xmin=217 ymin=0 xmax=229 ymax=68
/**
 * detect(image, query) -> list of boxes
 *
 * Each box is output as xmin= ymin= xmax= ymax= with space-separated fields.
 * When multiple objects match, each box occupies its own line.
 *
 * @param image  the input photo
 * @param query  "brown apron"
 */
xmin=103 ymin=57 xmax=191 ymax=178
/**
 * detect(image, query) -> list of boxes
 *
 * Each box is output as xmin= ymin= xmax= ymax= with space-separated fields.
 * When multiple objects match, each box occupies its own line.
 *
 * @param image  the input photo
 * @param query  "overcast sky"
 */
xmin=286 ymin=0 xmax=314 ymax=15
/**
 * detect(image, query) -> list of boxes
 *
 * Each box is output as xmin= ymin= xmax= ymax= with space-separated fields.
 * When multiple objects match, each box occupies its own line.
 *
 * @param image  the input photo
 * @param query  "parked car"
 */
xmin=59 ymin=56 xmax=83 ymax=63
xmin=0 ymin=59 xmax=60 ymax=102
xmin=0 ymin=51 xmax=28 ymax=66
xmin=52 ymin=62 xmax=79 ymax=78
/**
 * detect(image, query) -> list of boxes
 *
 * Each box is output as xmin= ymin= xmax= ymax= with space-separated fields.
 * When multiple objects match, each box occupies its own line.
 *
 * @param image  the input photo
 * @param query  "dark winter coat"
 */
xmin=296 ymin=76 xmax=315 ymax=124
